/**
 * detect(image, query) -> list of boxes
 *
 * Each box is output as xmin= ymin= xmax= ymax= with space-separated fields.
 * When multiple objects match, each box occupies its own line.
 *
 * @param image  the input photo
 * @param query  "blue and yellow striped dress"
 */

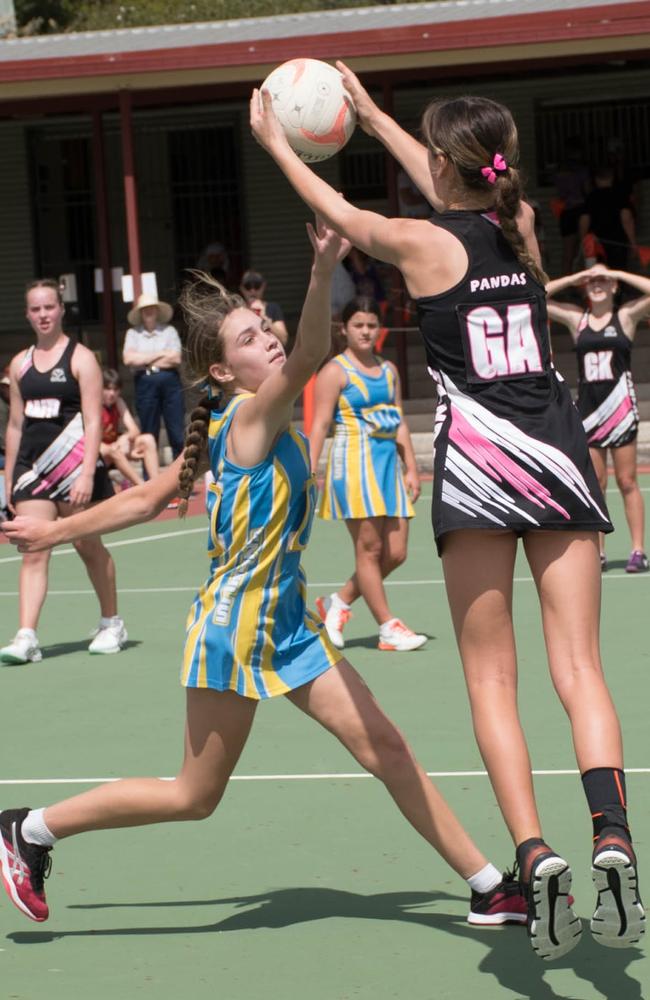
xmin=182 ymin=393 xmax=340 ymax=699
xmin=320 ymin=354 xmax=415 ymax=520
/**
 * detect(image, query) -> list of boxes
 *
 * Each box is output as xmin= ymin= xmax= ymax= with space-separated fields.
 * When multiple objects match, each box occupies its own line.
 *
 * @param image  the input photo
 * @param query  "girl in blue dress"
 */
xmin=0 ymin=221 xmax=523 ymax=930
xmin=310 ymin=296 xmax=425 ymax=652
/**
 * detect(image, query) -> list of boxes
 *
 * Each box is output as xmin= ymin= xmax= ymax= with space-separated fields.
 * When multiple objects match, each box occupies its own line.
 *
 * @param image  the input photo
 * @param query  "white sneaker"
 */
xmin=0 ymin=630 xmax=42 ymax=665
xmin=378 ymin=619 xmax=427 ymax=652
xmin=315 ymin=595 xmax=351 ymax=650
xmin=88 ymin=619 xmax=127 ymax=655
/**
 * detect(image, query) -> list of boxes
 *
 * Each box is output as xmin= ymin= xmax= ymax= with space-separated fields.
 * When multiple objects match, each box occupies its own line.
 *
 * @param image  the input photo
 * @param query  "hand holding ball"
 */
xmin=259 ymin=58 xmax=356 ymax=162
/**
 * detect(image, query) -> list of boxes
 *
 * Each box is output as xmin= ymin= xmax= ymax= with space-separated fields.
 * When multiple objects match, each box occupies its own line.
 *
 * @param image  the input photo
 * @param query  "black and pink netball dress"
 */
xmin=12 ymin=339 xmax=113 ymax=504
xmin=415 ymin=210 xmax=612 ymax=552
xmin=575 ymin=311 xmax=639 ymax=449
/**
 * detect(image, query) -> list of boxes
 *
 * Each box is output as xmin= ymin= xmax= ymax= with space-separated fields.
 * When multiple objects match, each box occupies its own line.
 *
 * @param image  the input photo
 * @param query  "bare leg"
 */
xmin=612 ymin=442 xmax=645 ymax=552
xmin=337 ymin=518 xmax=399 ymax=624
xmin=14 ymin=500 xmax=57 ymax=631
xmin=589 ymin=447 xmax=608 ymax=557
xmin=102 ymin=442 xmax=143 ymax=486
xmin=523 ymin=531 xmax=623 ymax=772
xmin=132 ymin=433 xmax=160 ymax=479
xmin=44 ymin=689 xmax=257 ymax=838
xmin=338 ymin=517 xmax=410 ymax=607
xmin=58 ymin=503 xmax=118 ymax=618
xmin=288 ymin=659 xmax=487 ymax=877
xmin=442 ymin=530 xmax=542 ymax=846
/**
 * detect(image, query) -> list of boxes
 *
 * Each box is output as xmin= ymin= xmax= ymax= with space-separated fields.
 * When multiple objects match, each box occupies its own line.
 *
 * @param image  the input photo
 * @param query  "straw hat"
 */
xmin=127 ymin=294 xmax=173 ymax=328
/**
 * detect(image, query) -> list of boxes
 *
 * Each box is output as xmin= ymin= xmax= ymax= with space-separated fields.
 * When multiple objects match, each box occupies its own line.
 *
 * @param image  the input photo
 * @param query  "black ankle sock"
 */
xmin=581 ymin=767 xmax=630 ymax=840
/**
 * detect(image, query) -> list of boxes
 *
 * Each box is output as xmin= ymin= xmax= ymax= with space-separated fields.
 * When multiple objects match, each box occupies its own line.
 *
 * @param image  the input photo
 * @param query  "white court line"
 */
xmin=0 ymin=572 xmax=646 ymax=599
xmin=0 ymin=526 xmax=206 ymax=564
xmin=1 ymin=767 xmax=650 ymax=787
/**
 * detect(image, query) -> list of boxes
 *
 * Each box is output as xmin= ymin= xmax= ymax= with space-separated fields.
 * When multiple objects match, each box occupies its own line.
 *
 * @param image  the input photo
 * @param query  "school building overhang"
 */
xmin=0 ymin=0 xmax=648 ymax=111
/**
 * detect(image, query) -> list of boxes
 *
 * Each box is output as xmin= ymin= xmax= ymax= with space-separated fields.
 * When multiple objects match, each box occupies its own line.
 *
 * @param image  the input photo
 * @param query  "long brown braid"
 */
xmin=421 ymin=96 xmax=547 ymax=285
xmin=176 ymin=271 xmax=245 ymax=517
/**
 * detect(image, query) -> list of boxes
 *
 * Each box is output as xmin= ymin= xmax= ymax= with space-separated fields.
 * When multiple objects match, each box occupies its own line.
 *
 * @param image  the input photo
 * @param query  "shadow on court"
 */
xmin=41 ymin=639 xmax=142 ymax=659
xmin=343 ymin=634 xmax=436 ymax=651
xmin=8 ymin=887 xmax=645 ymax=999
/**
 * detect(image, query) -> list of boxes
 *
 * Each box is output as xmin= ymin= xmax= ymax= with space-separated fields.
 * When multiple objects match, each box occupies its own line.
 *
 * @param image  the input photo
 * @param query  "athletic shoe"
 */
xmin=526 ymin=852 xmax=582 ymax=960
xmin=600 ymin=552 xmax=608 ymax=572
xmin=378 ymin=619 xmax=427 ymax=652
xmin=315 ymin=595 xmax=351 ymax=650
xmin=0 ymin=630 xmax=42 ymax=665
xmin=468 ymin=868 xmax=527 ymax=926
xmin=0 ymin=808 xmax=52 ymax=922
xmin=625 ymin=550 xmax=649 ymax=574
xmin=88 ymin=619 xmax=127 ymax=655
xmin=591 ymin=831 xmax=646 ymax=948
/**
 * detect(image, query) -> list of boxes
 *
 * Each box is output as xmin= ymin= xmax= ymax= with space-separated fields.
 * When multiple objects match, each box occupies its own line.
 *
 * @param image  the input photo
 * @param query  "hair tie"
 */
xmin=481 ymin=153 xmax=508 ymax=185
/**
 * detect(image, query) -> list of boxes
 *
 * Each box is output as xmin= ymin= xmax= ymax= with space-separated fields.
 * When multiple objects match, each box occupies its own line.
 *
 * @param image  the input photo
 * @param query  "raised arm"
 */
xmin=545 ymin=270 xmax=589 ymax=338
xmin=228 ymin=218 xmax=350 ymax=467
xmin=2 ymin=457 xmax=183 ymax=551
xmin=614 ymin=270 xmax=650 ymax=334
xmin=336 ymin=61 xmax=440 ymax=212
xmin=308 ymin=361 xmax=346 ymax=474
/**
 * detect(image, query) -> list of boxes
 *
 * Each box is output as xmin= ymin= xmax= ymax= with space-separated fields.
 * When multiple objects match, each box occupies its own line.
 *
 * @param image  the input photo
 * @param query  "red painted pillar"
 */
xmin=92 ymin=110 xmax=117 ymax=366
xmin=119 ymin=90 xmax=142 ymax=301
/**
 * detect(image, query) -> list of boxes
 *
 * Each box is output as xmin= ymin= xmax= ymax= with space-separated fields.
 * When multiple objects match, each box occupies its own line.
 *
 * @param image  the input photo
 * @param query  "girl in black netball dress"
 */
xmin=250 ymin=68 xmax=645 ymax=960
xmin=1 ymin=279 xmax=125 ymax=664
xmin=547 ymin=264 xmax=650 ymax=572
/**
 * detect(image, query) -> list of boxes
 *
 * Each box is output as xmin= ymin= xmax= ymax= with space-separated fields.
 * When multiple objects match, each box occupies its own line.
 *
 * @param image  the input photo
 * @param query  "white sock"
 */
xmin=100 ymin=616 xmax=122 ymax=628
xmin=379 ymin=618 xmax=397 ymax=633
xmin=467 ymin=862 xmax=501 ymax=894
xmin=22 ymin=808 xmax=57 ymax=848
xmin=17 ymin=628 xmax=37 ymax=640
xmin=330 ymin=593 xmax=350 ymax=611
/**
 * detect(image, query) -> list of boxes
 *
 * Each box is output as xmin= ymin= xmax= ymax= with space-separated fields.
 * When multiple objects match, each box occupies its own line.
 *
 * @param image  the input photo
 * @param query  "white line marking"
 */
xmin=2 ymin=768 xmax=650 ymax=786
xmin=0 ymin=573 xmax=646 ymax=599
xmin=0 ymin=526 xmax=206 ymax=564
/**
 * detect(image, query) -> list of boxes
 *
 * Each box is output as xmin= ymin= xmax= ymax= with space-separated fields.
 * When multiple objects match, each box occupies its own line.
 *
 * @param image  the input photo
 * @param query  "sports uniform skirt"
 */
xmin=430 ymin=369 xmax=613 ymax=554
xmin=320 ymin=429 xmax=414 ymax=520
xmin=578 ymin=373 xmax=639 ymax=449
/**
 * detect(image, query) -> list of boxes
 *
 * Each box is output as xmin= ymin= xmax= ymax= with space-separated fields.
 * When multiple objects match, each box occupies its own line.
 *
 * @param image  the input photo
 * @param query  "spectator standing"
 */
xmin=197 ymin=242 xmax=229 ymax=284
xmin=122 ymin=294 xmax=185 ymax=460
xmin=579 ymin=167 xmax=636 ymax=270
xmin=553 ymin=139 xmax=590 ymax=276
xmin=239 ymin=270 xmax=289 ymax=346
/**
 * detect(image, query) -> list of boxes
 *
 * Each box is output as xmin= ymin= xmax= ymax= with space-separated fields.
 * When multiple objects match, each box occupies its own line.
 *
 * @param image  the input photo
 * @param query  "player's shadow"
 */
xmin=41 ymin=639 xmax=142 ymax=659
xmin=344 ymin=634 xmax=436 ymax=651
xmin=9 ymin=887 xmax=645 ymax=999
xmin=604 ymin=560 xmax=633 ymax=572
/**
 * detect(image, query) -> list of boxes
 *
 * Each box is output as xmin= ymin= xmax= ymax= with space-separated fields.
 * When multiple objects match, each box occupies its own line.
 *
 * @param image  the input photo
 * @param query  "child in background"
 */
xmin=101 ymin=368 xmax=160 ymax=487
xmin=309 ymin=295 xmax=425 ymax=652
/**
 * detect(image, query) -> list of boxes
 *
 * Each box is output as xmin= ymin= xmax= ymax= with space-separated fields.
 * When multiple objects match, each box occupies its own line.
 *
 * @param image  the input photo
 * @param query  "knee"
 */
xmin=384 ymin=545 xmax=407 ymax=574
xmin=616 ymin=475 xmax=638 ymax=497
xmin=172 ymin=782 xmax=225 ymax=821
xmin=357 ymin=725 xmax=415 ymax=781
xmin=357 ymin=540 xmax=383 ymax=564
xmin=551 ymin=655 xmax=604 ymax=703
xmin=73 ymin=537 xmax=108 ymax=562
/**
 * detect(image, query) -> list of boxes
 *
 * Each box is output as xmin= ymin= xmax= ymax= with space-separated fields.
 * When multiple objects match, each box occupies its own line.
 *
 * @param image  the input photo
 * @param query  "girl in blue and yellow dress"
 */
xmin=0 ymin=221 xmax=522 ymax=930
xmin=309 ymin=296 xmax=426 ymax=653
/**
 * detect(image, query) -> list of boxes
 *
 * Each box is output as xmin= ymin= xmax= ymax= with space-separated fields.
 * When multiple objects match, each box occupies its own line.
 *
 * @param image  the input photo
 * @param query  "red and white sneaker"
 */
xmin=467 ymin=869 xmax=527 ymax=926
xmin=0 ymin=808 xmax=52 ymax=922
xmin=378 ymin=618 xmax=426 ymax=652
xmin=315 ymin=595 xmax=351 ymax=650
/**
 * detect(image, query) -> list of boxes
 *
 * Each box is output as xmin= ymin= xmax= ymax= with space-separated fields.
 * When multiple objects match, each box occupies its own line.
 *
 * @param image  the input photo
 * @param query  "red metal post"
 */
xmin=92 ymin=109 xmax=117 ymax=366
xmin=119 ymin=89 xmax=142 ymax=300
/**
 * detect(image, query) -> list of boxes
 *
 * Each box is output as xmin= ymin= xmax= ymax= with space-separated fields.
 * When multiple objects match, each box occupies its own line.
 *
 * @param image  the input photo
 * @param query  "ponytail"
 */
xmin=177 ymin=395 xmax=211 ymax=518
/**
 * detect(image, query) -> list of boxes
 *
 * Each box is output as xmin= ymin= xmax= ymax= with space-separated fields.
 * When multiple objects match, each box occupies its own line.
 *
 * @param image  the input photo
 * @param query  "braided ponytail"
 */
xmin=177 ymin=271 xmax=245 ymax=518
xmin=492 ymin=170 xmax=547 ymax=286
xmin=177 ymin=395 xmax=211 ymax=518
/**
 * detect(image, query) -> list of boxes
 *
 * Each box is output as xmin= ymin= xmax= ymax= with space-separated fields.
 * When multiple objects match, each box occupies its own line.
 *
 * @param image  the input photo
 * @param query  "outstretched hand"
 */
xmin=306 ymin=215 xmax=351 ymax=272
xmin=336 ymin=60 xmax=381 ymax=136
xmin=250 ymin=87 xmax=291 ymax=156
xmin=1 ymin=516 xmax=57 ymax=552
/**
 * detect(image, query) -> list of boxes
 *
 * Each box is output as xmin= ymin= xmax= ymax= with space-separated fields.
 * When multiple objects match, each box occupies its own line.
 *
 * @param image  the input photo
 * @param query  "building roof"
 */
xmin=0 ymin=0 xmax=647 ymax=99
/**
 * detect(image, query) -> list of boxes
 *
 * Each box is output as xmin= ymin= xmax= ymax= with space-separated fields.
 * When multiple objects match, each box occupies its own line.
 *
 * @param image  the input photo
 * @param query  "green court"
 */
xmin=1 ymin=479 xmax=648 ymax=999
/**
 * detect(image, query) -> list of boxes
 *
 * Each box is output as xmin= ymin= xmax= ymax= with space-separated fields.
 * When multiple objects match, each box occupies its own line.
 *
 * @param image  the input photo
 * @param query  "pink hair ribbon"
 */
xmin=481 ymin=153 xmax=508 ymax=184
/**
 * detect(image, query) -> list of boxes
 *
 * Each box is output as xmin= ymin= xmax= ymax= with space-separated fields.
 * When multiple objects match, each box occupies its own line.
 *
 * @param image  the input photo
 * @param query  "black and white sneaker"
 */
xmin=591 ymin=833 xmax=646 ymax=948
xmin=526 ymin=852 xmax=582 ymax=960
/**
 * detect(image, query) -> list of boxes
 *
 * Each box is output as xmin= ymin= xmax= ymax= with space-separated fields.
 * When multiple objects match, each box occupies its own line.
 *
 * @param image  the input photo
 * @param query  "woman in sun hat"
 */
xmin=122 ymin=293 xmax=185 ymax=460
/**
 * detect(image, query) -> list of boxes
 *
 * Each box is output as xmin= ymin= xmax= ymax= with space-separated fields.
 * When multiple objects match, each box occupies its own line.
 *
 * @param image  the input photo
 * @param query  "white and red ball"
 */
xmin=261 ymin=58 xmax=356 ymax=163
